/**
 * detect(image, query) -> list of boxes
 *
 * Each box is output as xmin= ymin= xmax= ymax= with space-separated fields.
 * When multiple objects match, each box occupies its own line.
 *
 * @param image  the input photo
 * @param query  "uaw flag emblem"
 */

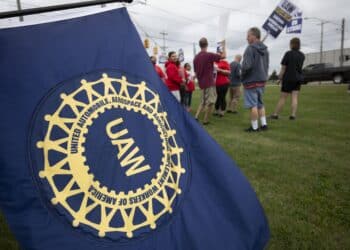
xmin=29 ymin=70 xmax=188 ymax=241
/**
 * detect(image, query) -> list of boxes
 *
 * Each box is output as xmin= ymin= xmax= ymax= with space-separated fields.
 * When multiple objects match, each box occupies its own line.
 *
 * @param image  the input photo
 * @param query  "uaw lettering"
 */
xmin=106 ymin=117 xmax=151 ymax=176
xmin=36 ymin=72 xmax=186 ymax=239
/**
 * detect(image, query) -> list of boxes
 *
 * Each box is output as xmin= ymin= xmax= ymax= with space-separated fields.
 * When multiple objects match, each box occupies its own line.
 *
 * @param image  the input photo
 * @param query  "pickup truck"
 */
xmin=302 ymin=63 xmax=350 ymax=84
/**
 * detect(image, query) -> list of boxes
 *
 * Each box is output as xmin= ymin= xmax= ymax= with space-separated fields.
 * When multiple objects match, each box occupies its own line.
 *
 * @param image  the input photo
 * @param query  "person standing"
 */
xmin=193 ymin=37 xmax=226 ymax=125
xmin=270 ymin=38 xmax=305 ymax=120
xmin=150 ymin=56 xmax=166 ymax=83
xmin=165 ymin=52 xmax=185 ymax=102
xmin=214 ymin=58 xmax=231 ymax=117
xmin=184 ymin=63 xmax=195 ymax=112
xmin=228 ymin=55 xmax=242 ymax=114
xmin=177 ymin=60 xmax=187 ymax=106
xmin=241 ymin=27 xmax=269 ymax=132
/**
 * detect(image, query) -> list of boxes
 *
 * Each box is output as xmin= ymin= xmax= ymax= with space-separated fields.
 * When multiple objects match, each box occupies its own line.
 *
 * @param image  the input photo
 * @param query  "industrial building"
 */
xmin=304 ymin=48 xmax=350 ymax=67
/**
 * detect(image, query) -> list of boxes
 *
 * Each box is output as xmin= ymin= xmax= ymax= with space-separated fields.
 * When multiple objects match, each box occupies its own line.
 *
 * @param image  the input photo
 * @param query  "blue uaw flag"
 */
xmin=0 ymin=8 xmax=269 ymax=250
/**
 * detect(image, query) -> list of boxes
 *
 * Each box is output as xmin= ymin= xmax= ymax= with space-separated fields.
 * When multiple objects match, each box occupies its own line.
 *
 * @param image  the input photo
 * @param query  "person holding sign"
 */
xmin=193 ymin=38 xmax=226 ymax=125
xmin=241 ymin=27 xmax=269 ymax=132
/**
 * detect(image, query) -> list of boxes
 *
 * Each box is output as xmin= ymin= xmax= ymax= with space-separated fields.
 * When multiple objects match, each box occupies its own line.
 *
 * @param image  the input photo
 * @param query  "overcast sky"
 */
xmin=1 ymin=0 xmax=350 ymax=72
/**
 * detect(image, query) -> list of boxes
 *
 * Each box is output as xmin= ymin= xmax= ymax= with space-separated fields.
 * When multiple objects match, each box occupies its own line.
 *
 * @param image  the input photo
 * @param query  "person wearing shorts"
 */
xmin=244 ymin=87 xmax=265 ymax=110
xmin=241 ymin=27 xmax=269 ymax=132
xmin=193 ymin=37 xmax=225 ymax=125
xmin=271 ymin=38 xmax=305 ymax=120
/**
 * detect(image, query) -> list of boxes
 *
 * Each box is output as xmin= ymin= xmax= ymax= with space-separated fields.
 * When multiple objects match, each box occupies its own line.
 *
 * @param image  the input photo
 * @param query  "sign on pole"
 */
xmin=159 ymin=54 xmax=167 ymax=64
xmin=178 ymin=48 xmax=184 ymax=62
xmin=286 ymin=11 xmax=303 ymax=34
xmin=262 ymin=0 xmax=300 ymax=38
xmin=216 ymin=12 xmax=230 ymax=53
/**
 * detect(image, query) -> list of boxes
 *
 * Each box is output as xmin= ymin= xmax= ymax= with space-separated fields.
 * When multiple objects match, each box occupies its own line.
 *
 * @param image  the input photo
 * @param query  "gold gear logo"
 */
xmin=36 ymin=73 xmax=186 ymax=239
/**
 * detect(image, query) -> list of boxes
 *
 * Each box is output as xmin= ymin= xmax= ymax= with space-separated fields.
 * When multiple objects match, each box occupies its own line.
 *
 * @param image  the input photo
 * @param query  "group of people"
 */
xmin=151 ymin=26 xmax=305 ymax=132
xmin=151 ymin=54 xmax=195 ymax=111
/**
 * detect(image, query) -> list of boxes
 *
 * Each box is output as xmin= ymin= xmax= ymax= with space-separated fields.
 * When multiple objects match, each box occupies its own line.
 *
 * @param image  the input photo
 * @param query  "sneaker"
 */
xmin=269 ymin=114 xmax=279 ymax=120
xmin=232 ymin=111 xmax=238 ymax=114
xmin=245 ymin=127 xmax=260 ymax=132
xmin=260 ymin=125 xmax=268 ymax=131
xmin=203 ymin=121 xmax=210 ymax=126
xmin=289 ymin=116 xmax=296 ymax=120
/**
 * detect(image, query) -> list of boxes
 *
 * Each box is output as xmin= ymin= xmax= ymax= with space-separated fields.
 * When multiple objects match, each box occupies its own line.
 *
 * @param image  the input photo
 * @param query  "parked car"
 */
xmin=302 ymin=63 xmax=350 ymax=84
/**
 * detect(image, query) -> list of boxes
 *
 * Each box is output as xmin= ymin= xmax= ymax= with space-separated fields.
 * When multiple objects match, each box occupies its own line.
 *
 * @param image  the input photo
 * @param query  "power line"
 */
xmin=145 ymin=3 xmax=246 ymax=34
xmin=131 ymin=17 xmax=161 ymax=48
xmin=199 ymin=1 xmax=266 ymax=18
xmin=128 ymin=9 xmax=190 ymax=25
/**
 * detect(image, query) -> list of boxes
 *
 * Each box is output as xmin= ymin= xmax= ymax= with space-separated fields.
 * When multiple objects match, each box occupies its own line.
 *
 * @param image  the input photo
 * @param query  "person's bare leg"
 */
xmin=258 ymin=107 xmax=266 ymax=118
xmin=203 ymin=104 xmax=213 ymax=123
xmin=195 ymin=90 xmax=204 ymax=120
xmin=291 ymin=91 xmax=299 ymax=117
xmin=273 ymin=92 xmax=289 ymax=116
xmin=195 ymin=103 xmax=203 ymax=120
xmin=249 ymin=107 xmax=259 ymax=129
xmin=232 ymin=87 xmax=240 ymax=112
xmin=258 ymin=106 xmax=268 ymax=128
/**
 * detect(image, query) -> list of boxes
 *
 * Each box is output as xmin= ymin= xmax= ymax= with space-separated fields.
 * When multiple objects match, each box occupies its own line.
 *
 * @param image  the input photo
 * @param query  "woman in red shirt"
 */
xmin=165 ymin=51 xmax=184 ymax=102
xmin=215 ymin=59 xmax=231 ymax=117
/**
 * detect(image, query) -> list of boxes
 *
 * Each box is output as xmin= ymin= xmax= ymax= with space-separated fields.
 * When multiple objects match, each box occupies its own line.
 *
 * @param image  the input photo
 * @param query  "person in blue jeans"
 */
xmin=241 ymin=27 xmax=269 ymax=132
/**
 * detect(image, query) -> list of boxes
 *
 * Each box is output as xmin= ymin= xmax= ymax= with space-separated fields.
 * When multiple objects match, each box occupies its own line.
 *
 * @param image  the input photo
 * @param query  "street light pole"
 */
xmin=320 ymin=21 xmax=324 ymax=64
xmin=160 ymin=31 xmax=168 ymax=56
xmin=304 ymin=17 xmax=335 ymax=65
xmin=340 ymin=18 xmax=345 ymax=67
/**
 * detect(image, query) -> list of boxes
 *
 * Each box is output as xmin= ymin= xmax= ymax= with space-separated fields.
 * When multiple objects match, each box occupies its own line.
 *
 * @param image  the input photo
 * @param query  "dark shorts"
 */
xmin=281 ymin=81 xmax=301 ymax=93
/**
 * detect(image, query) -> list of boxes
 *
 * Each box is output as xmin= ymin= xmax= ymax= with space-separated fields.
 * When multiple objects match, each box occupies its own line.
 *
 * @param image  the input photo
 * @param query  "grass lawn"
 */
xmin=1 ymin=84 xmax=349 ymax=249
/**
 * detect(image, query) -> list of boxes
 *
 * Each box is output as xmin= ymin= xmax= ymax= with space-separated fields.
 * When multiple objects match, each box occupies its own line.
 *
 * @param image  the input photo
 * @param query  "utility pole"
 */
xmin=16 ymin=0 xmax=23 ymax=22
xmin=160 ymin=31 xmax=168 ymax=55
xmin=340 ymin=18 xmax=345 ymax=67
xmin=160 ymin=31 xmax=168 ymax=56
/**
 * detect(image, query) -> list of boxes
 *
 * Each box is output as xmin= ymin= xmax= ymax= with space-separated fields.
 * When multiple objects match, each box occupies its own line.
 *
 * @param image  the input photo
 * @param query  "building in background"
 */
xmin=304 ymin=48 xmax=350 ymax=67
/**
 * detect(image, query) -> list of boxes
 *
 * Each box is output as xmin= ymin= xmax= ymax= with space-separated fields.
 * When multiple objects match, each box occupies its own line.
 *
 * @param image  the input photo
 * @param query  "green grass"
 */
xmin=1 ymin=85 xmax=349 ymax=249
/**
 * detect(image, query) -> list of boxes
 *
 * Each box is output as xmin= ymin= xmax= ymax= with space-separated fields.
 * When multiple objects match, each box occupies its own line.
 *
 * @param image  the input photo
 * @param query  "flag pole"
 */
xmin=16 ymin=0 xmax=24 ymax=22
xmin=0 ymin=0 xmax=133 ymax=19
